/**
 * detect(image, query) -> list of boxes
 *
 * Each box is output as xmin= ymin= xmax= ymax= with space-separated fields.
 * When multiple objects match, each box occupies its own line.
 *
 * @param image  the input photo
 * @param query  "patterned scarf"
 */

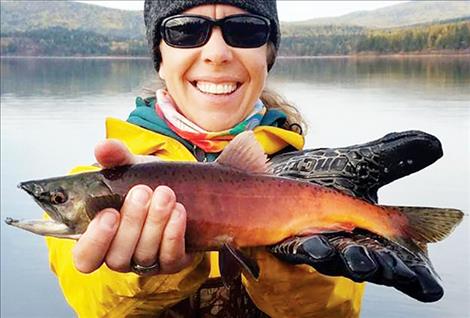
xmin=155 ymin=89 xmax=266 ymax=153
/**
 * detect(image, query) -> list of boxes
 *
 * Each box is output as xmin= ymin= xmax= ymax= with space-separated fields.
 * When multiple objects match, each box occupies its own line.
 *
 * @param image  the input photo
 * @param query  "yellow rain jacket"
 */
xmin=46 ymin=118 xmax=365 ymax=317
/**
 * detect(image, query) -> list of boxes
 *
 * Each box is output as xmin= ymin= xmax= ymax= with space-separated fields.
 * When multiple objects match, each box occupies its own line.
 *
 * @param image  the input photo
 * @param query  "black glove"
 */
xmin=269 ymin=130 xmax=443 ymax=204
xmin=268 ymin=131 xmax=444 ymax=302
xmin=269 ymin=231 xmax=443 ymax=302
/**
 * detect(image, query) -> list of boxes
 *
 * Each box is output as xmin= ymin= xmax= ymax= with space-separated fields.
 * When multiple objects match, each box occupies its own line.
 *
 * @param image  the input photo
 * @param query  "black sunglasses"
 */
xmin=160 ymin=14 xmax=271 ymax=49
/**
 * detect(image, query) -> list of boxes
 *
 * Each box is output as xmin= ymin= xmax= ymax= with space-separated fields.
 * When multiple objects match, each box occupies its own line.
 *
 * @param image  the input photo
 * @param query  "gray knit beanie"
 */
xmin=143 ymin=0 xmax=280 ymax=72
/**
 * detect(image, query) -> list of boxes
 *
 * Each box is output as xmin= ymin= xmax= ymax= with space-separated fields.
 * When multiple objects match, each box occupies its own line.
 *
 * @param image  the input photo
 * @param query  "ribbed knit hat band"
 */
xmin=144 ymin=0 xmax=280 ymax=72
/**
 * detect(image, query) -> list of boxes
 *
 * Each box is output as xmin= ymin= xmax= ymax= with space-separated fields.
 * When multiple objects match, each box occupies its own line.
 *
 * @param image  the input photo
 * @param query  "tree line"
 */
xmin=1 ymin=20 xmax=468 ymax=57
xmin=279 ymin=20 xmax=470 ymax=56
xmin=0 ymin=27 xmax=148 ymax=56
xmin=357 ymin=20 xmax=470 ymax=53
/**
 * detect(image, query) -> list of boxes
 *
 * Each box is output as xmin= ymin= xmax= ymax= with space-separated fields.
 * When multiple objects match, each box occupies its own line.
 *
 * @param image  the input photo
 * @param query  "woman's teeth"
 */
xmin=196 ymin=82 xmax=238 ymax=95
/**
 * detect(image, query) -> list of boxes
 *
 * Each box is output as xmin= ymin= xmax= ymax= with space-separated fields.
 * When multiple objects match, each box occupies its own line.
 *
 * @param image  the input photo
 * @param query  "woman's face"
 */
xmin=158 ymin=4 xmax=269 ymax=131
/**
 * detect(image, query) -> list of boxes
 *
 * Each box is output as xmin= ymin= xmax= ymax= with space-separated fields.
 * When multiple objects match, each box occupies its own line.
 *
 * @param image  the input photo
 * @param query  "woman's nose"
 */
xmin=200 ymin=28 xmax=233 ymax=65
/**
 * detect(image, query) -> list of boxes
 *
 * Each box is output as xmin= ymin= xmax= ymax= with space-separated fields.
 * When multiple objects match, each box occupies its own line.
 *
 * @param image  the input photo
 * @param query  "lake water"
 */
xmin=1 ymin=56 xmax=469 ymax=318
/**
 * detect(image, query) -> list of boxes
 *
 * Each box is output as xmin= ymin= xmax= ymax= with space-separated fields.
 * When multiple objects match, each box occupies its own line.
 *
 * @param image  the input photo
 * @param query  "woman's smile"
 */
xmin=187 ymin=79 xmax=245 ymax=114
xmin=158 ymin=4 xmax=268 ymax=131
xmin=188 ymin=75 xmax=244 ymax=103
xmin=194 ymin=81 xmax=239 ymax=95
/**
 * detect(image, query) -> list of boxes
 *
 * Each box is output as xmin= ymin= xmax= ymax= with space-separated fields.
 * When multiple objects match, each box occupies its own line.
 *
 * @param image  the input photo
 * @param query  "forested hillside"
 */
xmin=0 ymin=1 xmax=144 ymax=38
xmin=279 ymin=19 xmax=470 ymax=56
xmin=299 ymin=1 xmax=470 ymax=28
xmin=0 ymin=27 xmax=148 ymax=56
xmin=1 ymin=1 xmax=469 ymax=57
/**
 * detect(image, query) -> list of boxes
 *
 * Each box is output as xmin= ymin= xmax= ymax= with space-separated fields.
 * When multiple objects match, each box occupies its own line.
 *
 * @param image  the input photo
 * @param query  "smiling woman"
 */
xmin=157 ymin=5 xmax=270 ymax=131
xmin=43 ymin=1 xmax=365 ymax=317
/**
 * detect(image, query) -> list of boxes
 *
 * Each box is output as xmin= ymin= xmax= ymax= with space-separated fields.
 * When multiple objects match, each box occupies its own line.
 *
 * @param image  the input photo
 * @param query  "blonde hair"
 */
xmin=259 ymin=87 xmax=307 ymax=135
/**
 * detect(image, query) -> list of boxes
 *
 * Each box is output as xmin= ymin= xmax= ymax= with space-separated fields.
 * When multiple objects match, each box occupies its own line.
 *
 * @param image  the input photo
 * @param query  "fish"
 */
xmin=5 ymin=131 xmax=464 ymax=282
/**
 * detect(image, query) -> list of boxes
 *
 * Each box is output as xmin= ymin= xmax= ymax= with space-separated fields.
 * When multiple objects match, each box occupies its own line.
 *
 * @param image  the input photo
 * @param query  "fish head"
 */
xmin=18 ymin=172 xmax=114 ymax=234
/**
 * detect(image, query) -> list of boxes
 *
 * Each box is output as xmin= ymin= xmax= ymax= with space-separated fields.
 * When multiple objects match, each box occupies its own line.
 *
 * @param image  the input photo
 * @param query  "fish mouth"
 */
xmin=18 ymin=181 xmax=38 ymax=197
xmin=4 ymin=217 xmax=80 ymax=239
xmin=18 ymin=181 xmax=63 ymax=223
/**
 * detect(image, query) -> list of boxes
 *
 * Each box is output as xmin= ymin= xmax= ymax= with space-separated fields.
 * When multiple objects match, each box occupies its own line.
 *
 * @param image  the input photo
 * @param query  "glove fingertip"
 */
xmin=342 ymin=245 xmax=378 ymax=281
xmin=301 ymin=235 xmax=336 ymax=260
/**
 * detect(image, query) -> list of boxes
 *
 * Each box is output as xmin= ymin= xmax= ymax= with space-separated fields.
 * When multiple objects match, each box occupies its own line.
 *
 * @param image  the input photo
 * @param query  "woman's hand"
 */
xmin=72 ymin=139 xmax=194 ymax=276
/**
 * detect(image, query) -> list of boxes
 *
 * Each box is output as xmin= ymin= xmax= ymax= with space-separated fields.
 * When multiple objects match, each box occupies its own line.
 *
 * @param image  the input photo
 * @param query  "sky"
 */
xmin=76 ymin=1 xmax=407 ymax=22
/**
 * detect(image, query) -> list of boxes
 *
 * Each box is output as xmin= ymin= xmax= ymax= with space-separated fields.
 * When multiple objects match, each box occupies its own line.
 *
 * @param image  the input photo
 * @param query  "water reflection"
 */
xmin=1 ymin=56 xmax=469 ymax=318
xmin=2 ymin=56 xmax=469 ymax=98
xmin=0 ymin=57 xmax=155 ymax=97
xmin=271 ymin=56 xmax=470 ymax=89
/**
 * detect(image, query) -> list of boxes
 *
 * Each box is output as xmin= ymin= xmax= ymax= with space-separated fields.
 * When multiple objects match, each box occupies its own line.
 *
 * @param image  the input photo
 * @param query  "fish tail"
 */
xmin=383 ymin=205 xmax=464 ymax=249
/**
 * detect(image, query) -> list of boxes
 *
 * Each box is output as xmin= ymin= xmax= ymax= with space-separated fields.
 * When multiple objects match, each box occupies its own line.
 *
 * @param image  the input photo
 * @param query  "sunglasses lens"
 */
xmin=223 ymin=16 xmax=270 ymax=48
xmin=162 ymin=17 xmax=210 ymax=48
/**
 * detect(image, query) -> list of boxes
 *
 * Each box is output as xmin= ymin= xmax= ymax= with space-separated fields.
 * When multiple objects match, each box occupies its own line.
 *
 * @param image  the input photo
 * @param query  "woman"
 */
xmin=46 ymin=1 xmax=365 ymax=316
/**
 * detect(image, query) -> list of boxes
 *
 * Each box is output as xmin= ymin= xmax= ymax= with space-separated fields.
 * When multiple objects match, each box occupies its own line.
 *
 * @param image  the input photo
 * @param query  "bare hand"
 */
xmin=72 ymin=139 xmax=194 ymax=275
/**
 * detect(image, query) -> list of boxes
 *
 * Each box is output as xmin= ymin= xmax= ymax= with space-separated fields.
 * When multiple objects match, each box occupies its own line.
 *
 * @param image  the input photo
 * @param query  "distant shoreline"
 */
xmin=1 ymin=51 xmax=469 ymax=60
xmin=0 ymin=55 xmax=150 ymax=60
xmin=278 ymin=50 xmax=470 ymax=59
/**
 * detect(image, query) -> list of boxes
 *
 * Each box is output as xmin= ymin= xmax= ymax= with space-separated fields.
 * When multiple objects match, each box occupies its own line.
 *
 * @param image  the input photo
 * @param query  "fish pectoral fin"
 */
xmin=4 ymin=217 xmax=80 ymax=239
xmin=220 ymin=243 xmax=260 ymax=286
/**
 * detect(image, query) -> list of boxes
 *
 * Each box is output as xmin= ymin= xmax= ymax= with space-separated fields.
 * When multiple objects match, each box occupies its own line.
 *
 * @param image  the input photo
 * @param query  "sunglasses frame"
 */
xmin=160 ymin=13 xmax=271 ymax=49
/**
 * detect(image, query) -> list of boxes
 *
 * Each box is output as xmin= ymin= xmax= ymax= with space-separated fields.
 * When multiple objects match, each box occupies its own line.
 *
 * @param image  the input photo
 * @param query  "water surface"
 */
xmin=1 ymin=56 xmax=469 ymax=317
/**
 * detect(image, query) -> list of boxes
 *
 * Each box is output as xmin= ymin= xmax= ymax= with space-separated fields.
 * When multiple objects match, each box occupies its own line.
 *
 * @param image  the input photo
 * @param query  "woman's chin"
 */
xmin=191 ymin=116 xmax=237 ymax=132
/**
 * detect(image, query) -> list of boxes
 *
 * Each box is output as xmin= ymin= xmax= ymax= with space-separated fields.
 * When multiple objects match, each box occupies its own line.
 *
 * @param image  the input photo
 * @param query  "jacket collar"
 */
xmin=106 ymin=117 xmax=196 ymax=161
xmin=106 ymin=117 xmax=304 ymax=161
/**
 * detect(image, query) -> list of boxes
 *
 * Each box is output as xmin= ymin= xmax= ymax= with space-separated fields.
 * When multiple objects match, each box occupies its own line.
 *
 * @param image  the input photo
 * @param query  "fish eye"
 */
xmin=50 ymin=189 xmax=68 ymax=205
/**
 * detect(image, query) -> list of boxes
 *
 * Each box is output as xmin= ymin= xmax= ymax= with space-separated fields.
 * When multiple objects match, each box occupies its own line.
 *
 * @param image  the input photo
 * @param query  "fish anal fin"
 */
xmin=220 ymin=243 xmax=259 ymax=287
xmin=383 ymin=205 xmax=464 ymax=244
xmin=219 ymin=245 xmax=242 ymax=288
xmin=215 ymin=131 xmax=270 ymax=174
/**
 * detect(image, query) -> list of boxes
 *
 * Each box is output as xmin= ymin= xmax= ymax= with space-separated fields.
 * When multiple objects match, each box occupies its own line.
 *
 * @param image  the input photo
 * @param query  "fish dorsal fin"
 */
xmin=382 ymin=205 xmax=464 ymax=244
xmin=215 ymin=131 xmax=269 ymax=173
